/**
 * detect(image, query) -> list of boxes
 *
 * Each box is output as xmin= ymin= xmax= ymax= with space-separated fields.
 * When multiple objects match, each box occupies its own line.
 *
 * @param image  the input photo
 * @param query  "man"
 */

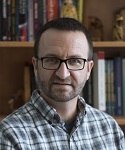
xmin=0 ymin=18 xmax=124 ymax=149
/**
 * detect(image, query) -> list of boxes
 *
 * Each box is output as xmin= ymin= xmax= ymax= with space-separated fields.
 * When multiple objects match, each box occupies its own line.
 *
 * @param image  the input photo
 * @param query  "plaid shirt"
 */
xmin=0 ymin=90 xmax=125 ymax=150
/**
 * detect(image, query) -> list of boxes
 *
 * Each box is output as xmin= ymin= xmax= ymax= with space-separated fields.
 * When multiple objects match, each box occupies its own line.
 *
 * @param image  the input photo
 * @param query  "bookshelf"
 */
xmin=0 ymin=41 xmax=125 ymax=114
xmin=0 ymin=0 xmax=125 ymax=131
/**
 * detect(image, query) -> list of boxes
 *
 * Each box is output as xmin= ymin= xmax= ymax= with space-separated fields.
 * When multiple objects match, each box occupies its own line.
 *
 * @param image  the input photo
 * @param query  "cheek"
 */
xmin=71 ymin=70 xmax=88 ymax=83
xmin=37 ymin=68 xmax=54 ymax=82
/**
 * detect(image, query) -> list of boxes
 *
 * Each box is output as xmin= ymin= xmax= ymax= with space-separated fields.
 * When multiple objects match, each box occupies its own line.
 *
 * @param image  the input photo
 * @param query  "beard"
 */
xmin=36 ymin=72 xmax=87 ymax=102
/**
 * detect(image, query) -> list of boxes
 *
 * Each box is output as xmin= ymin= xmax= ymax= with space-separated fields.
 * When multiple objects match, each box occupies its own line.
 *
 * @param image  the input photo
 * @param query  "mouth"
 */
xmin=53 ymin=82 xmax=71 ymax=86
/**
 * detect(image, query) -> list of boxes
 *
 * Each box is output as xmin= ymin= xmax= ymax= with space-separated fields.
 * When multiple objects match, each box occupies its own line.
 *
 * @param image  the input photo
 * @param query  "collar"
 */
xmin=30 ymin=90 xmax=86 ymax=126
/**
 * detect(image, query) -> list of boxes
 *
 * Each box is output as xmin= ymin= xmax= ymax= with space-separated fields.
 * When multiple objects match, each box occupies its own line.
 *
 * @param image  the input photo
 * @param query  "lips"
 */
xmin=53 ymin=82 xmax=71 ymax=86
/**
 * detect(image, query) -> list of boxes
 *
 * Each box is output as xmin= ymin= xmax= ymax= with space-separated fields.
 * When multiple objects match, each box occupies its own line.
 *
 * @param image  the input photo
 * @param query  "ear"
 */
xmin=87 ymin=60 xmax=94 ymax=80
xmin=32 ymin=57 xmax=38 ymax=76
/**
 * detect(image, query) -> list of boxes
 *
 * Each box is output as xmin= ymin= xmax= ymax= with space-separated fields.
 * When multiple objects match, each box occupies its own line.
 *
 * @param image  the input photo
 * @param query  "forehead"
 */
xmin=38 ymin=29 xmax=89 ymax=58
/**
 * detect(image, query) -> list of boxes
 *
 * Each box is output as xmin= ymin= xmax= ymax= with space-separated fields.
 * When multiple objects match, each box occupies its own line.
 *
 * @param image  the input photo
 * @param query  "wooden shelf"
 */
xmin=0 ymin=41 xmax=34 ymax=47
xmin=0 ymin=115 xmax=6 ymax=121
xmin=93 ymin=41 xmax=125 ymax=47
xmin=0 ymin=41 xmax=125 ymax=48
xmin=114 ymin=117 xmax=125 ymax=125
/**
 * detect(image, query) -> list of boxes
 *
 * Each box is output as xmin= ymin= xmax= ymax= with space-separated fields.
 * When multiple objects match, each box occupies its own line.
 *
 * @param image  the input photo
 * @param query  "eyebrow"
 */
xmin=43 ymin=53 xmax=83 ymax=58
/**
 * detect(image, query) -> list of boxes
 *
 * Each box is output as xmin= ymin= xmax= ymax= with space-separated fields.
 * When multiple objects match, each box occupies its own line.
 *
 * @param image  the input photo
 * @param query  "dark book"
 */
xmin=18 ymin=0 xmax=27 ymax=41
xmin=11 ymin=0 xmax=16 ymax=40
xmin=15 ymin=0 xmax=19 ymax=41
xmin=114 ymin=57 xmax=123 ymax=116
xmin=39 ymin=0 xmax=46 ymax=27
xmin=2 ymin=0 xmax=8 ymax=41
xmin=33 ymin=0 xmax=40 ymax=39
xmin=7 ymin=0 xmax=12 ymax=41
xmin=27 ymin=0 xmax=34 ymax=41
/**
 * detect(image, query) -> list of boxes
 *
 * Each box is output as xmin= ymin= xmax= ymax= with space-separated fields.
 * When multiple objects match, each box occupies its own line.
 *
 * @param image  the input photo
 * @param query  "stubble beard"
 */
xmin=36 ymin=72 xmax=87 ymax=102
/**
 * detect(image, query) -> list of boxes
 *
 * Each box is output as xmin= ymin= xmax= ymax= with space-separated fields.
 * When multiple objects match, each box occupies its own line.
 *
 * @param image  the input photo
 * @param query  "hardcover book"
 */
xmin=2 ymin=0 xmax=8 ymax=41
xmin=93 ymin=51 xmax=106 ymax=111
xmin=114 ymin=57 xmax=122 ymax=116
xmin=122 ymin=58 xmax=125 ymax=116
xmin=46 ymin=0 xmax=59 ymax=22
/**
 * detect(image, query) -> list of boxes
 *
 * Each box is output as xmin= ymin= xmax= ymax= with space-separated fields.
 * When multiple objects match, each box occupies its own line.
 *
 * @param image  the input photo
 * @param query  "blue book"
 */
xmin=122 ymin=58 xmax=125 ymax=116
xmin=114 ymin=57 xmax=123 ymax=116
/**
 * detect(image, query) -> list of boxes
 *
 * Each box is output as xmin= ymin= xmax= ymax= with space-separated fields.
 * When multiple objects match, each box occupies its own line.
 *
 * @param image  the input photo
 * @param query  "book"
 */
xmin=110 ymin=59 xmax=115 ymax=116
xmin=76 ymin=0 xmax=84 ymax=23
xmin=39 ymin=0 xmax=47 ymax=27
xmin=18 ymin=0 xmax=27 ymax=41
xmin=105 ymin=59 xmax=112 ymax=115
xmin=15 ymin=0 xmax=19 ymax=41
xmin=93 ymin=51 xmax=106 ymax=111
xmin=46 ymin=0 xmax=59 ymax=22
xmin=33 ymin=0 xmax=40 ymax=39
xmin=122 ymin=58 xmax=125 ymax=116
xmin=7 ymin=0 xmax=12 ymax=41
xmin=11 ymin=0 xmax=16 ymax=40
xmin=114 ymin=57 xmax=122 ymax=116
xmin=2 ymin=0 xmax=8 ymax=41
xmin=27 ymin=0 xmax=34 ymax=41
xmin=105 ymin=59 xmax=115 ymax=115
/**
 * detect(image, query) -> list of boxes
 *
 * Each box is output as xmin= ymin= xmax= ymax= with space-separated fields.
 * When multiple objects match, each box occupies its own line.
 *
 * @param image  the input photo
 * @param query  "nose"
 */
xmin=55 ymin=62 xmax=70 ymax=79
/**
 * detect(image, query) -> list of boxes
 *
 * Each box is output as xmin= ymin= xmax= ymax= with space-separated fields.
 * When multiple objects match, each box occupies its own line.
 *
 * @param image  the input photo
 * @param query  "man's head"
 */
xmin=34 ymin=18 xmax=93 ymax=60
xmin=32 ymin=18 xmax=94 ymax=103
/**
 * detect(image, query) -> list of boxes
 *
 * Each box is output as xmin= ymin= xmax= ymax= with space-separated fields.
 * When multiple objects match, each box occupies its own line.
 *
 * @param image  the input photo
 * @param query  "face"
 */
xmin=32 ymin=29 xmax=93 ymax=103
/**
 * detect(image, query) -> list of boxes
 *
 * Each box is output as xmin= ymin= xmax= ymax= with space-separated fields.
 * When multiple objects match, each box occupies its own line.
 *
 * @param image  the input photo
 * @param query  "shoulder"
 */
xmin=85 ymin=104 xmax=122 ymax=132
xmin=0 ymin=101 xmax=35 ymax=134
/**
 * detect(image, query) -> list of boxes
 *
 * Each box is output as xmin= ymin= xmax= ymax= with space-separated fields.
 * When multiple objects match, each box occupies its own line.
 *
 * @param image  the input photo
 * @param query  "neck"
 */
xmin=54 ymin=99 xmax=78 ymax=121
xmin=40 ymin=92 xmax=78 ymax=121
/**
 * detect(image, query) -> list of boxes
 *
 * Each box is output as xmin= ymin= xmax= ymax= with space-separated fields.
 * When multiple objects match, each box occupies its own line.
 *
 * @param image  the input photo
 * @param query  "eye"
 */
xmin=44 ymin=57 xmax=59 ymax=63
xmin=69 ymin=58 xmax=83 ymax=64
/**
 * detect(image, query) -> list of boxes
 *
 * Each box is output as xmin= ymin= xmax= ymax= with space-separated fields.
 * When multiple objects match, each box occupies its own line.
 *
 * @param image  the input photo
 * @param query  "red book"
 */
xmin=46 ymin=0 xmax=59 ymax=22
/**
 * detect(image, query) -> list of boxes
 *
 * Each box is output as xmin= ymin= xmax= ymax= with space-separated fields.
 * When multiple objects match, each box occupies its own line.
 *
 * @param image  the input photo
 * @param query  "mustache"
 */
xmin=51 ymin=75 xmax=73 ymax=84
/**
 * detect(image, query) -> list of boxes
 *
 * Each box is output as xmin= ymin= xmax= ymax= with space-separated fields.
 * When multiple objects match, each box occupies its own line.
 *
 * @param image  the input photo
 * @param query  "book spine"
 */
xmin=105 ymin=59 xmax=112 ymax=115
xmin=42 ymin=0 xmax=47 ymax=25
xmin=110 ymin=59 xmax=115 ymax=116
xmin=2 ymin=0 xmax=8 ymax=41
xmin=7 ymin=0 xmax=12 ymax=41
xmin=18 ymin=0 xmax=27 ymax=41
xmin=93 ymin=51 xmax=106 ymax=111
xmin=46 ymin=0 xmax=59 ymax=22
xmin=114 ymin=57 xmax=122 ymax=116
xmin=33 ymin=0 xmax=40 ymax=39
xmin=122 ymin=58 xmax=125 ymax=116
xmin=28 ymin=0 xmax=34 ymax=41
xmin=15 ymin=0 xmax=19 ymax=41
xmin=11 ymin=0 xmax=16 ymax=40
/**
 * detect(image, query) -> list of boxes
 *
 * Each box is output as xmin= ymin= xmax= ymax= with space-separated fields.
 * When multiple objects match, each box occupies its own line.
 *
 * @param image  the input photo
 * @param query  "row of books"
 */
xmin=23 ymin=52 xmax=125 ymax=117
xmin=82 ymin=51 xmax=125 ymax=117
xmin=0 ymin=0 xmax=84 ymax=41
